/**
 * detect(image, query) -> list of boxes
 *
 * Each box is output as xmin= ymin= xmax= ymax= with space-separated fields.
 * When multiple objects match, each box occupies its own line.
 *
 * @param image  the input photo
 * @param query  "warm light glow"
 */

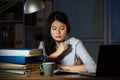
xmin=29 ymin=5 xmax=37 ymax=13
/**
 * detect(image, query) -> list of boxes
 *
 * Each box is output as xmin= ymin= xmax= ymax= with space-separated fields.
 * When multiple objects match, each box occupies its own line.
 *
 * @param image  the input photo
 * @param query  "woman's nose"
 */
xmin=56 ymin=29 xmax=60 ymax=34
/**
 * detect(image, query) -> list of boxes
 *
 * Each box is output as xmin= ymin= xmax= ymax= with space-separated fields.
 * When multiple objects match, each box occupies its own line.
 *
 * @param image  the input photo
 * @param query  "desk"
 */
xmin=0 ymin=70 xmax=120 ymax=80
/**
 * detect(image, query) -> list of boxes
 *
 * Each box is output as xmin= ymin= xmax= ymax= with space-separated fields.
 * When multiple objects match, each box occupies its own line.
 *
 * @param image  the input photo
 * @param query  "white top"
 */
xmin=38 ymin=37 xmax=96 ymax=73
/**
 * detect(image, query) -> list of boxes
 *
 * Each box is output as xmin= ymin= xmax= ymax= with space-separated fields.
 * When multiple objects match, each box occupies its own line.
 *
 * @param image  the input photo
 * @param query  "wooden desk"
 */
xmin=0 ymin=70 xmax=120 ymax=80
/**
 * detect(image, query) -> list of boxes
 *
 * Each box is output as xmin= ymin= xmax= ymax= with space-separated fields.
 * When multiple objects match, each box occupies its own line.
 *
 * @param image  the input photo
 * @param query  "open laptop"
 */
xmin=80 ymin=45 xmax=120 ymax=77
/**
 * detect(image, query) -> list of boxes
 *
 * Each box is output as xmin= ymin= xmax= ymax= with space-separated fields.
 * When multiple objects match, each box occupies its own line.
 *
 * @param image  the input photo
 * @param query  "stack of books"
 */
xmin=0 ymin=49 xmax=44 ymax=77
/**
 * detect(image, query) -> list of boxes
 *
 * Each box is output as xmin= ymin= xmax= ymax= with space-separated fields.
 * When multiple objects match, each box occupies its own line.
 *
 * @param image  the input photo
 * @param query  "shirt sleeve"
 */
xmin=38 ymin=41 xmax=48 ymax=57
xmin=38 ymin=41 xmax=43 ymax=49
xmin=75 ymin=40 xmax=96 ymax=73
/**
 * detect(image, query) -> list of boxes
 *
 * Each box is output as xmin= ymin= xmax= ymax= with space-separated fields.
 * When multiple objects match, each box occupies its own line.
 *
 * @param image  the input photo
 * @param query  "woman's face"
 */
xmin=50 ymin=20 xmax=67 ymax=42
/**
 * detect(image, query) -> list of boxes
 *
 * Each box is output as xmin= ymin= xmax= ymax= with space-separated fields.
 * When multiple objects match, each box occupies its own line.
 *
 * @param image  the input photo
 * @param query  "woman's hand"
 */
xmin=57 ymin=65 xmax=70 ymax=71
xmin=57 ymin=64 xmax=88 ymax=72
xmin=57 ymin=42 xmax=69 ymax=54
xmin=48 ymin=42 xmax=69 ymax=58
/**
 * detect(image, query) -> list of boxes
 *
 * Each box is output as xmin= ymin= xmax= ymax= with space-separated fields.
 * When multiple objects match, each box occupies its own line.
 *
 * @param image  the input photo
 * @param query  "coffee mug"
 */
xmin=40 ymin=62 xmax=55 ymax=77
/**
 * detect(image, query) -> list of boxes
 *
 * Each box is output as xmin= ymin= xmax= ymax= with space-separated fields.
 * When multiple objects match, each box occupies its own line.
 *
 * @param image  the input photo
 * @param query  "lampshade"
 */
xmin=24 ymin=0 xmax=45 ymax=14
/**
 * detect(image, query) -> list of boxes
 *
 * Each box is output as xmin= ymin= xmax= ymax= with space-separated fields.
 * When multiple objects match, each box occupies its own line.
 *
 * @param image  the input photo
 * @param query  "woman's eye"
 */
xmin=51 ymin=26 xmax=57 ymax=30
xmin=52 ymin=28 xmax=56 ymax=30
xmin=60 ymin=27 xmax=65 ymax=30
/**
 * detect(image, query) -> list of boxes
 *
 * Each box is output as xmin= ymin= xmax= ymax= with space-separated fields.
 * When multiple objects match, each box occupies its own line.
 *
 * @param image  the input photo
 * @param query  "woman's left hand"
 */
xmin=57 ymin=65 xmax=70 ymax=71
xmin=57 ymin=64 xmax=88 ymax=72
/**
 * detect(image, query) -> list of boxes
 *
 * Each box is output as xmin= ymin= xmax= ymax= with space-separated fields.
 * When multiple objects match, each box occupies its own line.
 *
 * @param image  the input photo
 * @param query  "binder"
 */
xmin=0 ymin=48 xmax=45 ymax=64
xmin=0 ymin=56 xmax=45 ymax=64
xmin=0 ymin=49 xmax=42 ymax=57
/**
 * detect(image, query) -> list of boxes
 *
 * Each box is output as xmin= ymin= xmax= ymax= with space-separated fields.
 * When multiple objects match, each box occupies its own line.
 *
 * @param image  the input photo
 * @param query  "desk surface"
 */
xmin=0 ymin=70 xmax=120 ymax=80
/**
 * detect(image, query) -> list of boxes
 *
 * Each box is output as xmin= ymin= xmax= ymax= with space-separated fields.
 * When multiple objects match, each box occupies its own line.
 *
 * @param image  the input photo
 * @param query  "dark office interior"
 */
xmin=0 ymin=0 xmax=120 ymax=63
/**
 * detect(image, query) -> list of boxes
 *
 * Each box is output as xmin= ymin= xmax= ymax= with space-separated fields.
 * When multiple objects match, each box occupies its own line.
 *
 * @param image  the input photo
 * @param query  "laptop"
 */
xmin=80 ymin=45 xmax=120 ymax=77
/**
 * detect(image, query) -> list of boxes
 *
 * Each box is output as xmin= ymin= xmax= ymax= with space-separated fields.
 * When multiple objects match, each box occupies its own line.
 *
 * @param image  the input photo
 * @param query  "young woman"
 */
xmin=39 ymin=11 xmax=96 ymax=73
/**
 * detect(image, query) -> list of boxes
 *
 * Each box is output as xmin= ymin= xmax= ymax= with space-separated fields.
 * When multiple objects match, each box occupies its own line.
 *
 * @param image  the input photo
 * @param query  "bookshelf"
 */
xmin=0 ymin=0 xmax=54 ymax=48
xmin=0 ymin=0 xmax=24 ymax=48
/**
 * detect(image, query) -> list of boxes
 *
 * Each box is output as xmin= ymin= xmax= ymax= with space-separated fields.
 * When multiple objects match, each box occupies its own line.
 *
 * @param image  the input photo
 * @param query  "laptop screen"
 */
xmin=96 ymin=45 xmax=120 ymax=77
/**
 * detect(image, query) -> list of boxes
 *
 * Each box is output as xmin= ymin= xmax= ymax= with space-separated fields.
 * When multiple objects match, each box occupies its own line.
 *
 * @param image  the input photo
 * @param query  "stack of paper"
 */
xmin=0 ymin=62 xmax=41 ymax=77
xmin=0 ymin=63 xmax=27 ymax=77
xmin=0 ymin=48 xmax=44 ymax=77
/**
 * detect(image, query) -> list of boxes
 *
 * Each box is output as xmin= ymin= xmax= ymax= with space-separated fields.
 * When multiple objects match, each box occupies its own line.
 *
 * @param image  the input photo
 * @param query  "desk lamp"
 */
xmin=24 ymin=0 xmax=45 ymax=14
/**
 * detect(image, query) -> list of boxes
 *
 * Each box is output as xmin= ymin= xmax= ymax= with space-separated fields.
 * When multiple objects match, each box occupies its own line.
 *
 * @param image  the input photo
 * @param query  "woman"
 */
xmin=39 ymin=11 xmax=96 ymax=73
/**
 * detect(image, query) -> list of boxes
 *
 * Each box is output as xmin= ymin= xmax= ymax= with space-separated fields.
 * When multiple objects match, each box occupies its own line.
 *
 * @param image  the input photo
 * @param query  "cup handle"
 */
xmin=40 ymin=64 xmax=43 ymax=72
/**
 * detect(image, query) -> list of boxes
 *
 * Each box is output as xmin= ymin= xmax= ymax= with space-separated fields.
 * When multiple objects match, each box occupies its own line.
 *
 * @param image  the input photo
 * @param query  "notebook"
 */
xmin=79 ymin=45 xmax=120 ymax=77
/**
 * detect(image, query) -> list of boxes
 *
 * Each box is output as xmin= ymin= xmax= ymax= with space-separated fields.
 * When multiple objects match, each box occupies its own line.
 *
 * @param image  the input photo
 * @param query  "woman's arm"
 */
xmin=57 ymin=57 xmax=88 ymax=72
xmin=76 ymin=40 xmax=97 ymax=73
xmin=58 ymin=65 xmax=88 ymax=72
xmin=48 ymin=42 xmax=69 ymax=58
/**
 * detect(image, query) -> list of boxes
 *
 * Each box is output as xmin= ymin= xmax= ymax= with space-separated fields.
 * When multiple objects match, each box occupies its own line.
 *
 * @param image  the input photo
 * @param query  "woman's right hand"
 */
xmin=48 ymin=42 xmax=69 ymax=58
xmin=57 ymin=42 xmax=69 ymax=54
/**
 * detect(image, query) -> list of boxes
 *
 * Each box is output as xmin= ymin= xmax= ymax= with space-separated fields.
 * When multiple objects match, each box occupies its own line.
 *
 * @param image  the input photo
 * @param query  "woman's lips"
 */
xmin=55 ymin=36 xmax=61 ymax=38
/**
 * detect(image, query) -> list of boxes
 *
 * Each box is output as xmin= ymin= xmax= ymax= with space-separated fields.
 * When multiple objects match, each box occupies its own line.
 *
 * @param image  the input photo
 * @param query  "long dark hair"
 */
xmin=44 ymin=11 xmax=70 ymax=56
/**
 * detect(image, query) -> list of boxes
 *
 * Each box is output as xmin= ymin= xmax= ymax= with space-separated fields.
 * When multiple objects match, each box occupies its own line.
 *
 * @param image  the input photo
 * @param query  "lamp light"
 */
xmin=24 ymin=0 xmax=45 ymax=14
